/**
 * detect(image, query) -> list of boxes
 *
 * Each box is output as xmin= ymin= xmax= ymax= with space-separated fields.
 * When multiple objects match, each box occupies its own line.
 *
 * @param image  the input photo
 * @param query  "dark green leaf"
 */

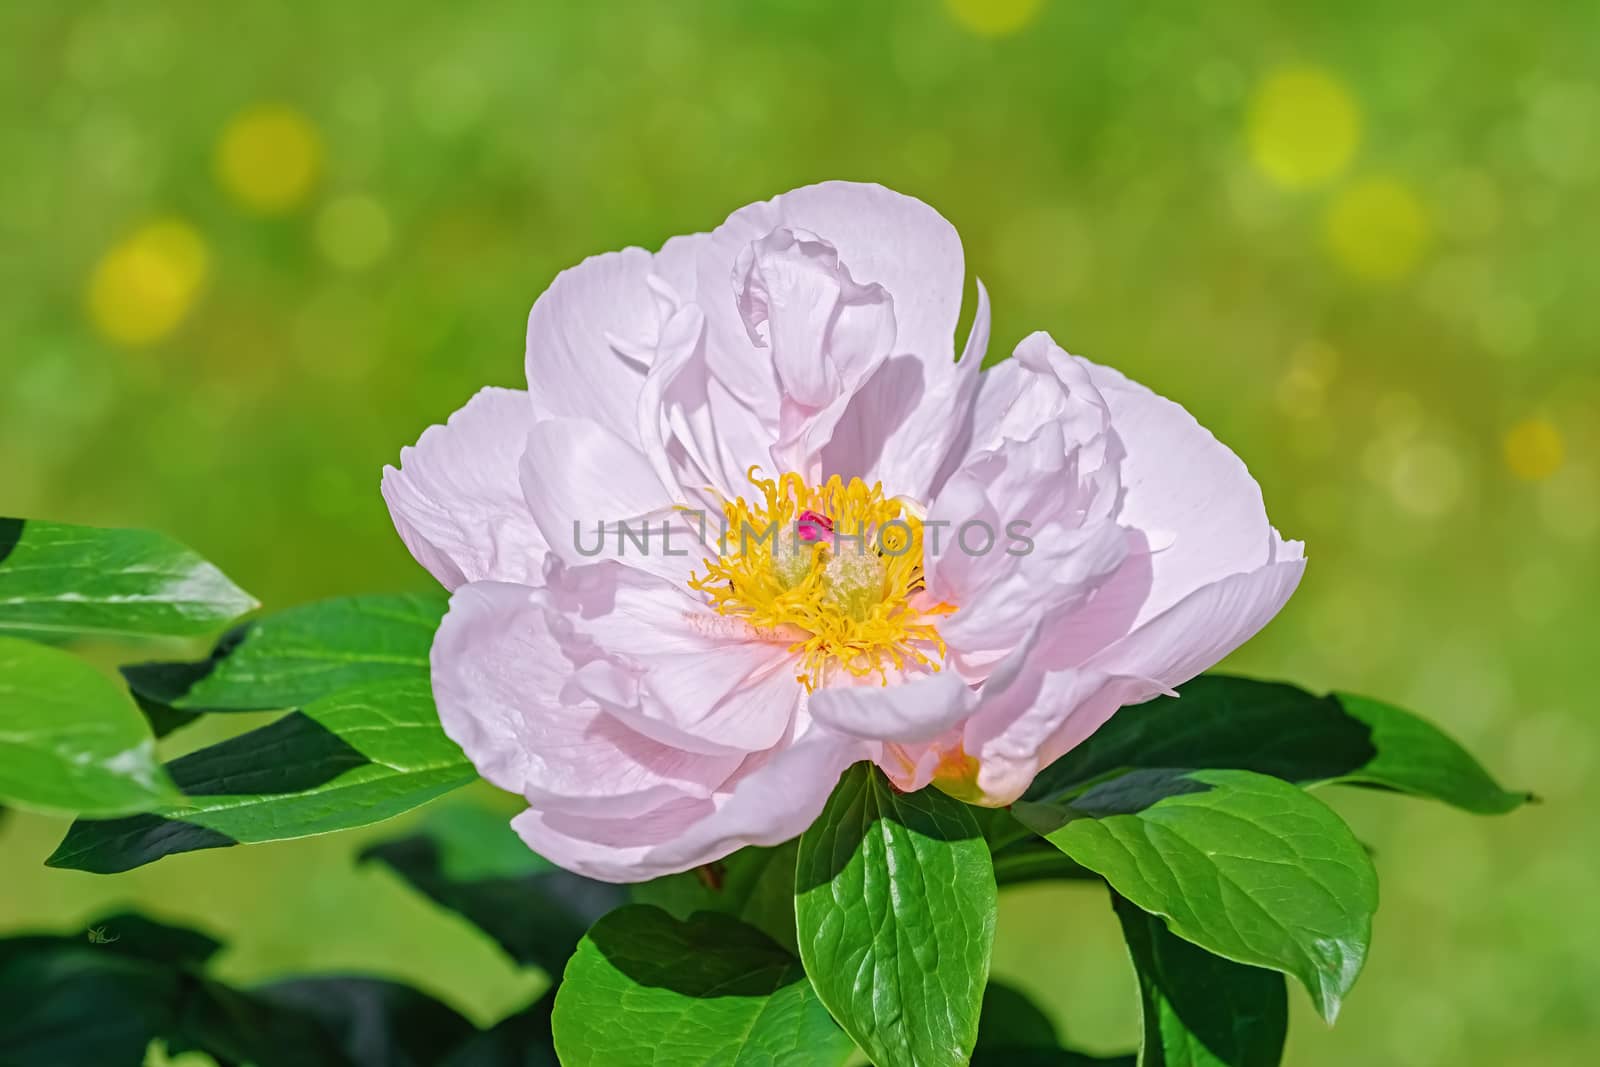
xmin=631 ymin=840 xmax=800 ymax=953
xmin=123 ymin=592 xmax=445 ymax=712
xmin=795 ymin=763 xmax=996 ymax=1067
xmin=1015 ymin=769 xmax=1376 ymax=1023
xmin=362 ymin=802 xmax=626 ymax=974
xmin=0 ymin=517 xmax=255 ymax=639
xmin=1027 ymin=675 xmax=1526 ymax=815
xmin=0 ymin=937 xmax=184 ymax=1066
xmin=439 ymin=992 xmax=558 ymax=1067
xmin=79 ymin=911 xmax=224 ymax=968
xmin=552 ymin=906 xmax=854 ymax=1067
xmin=0 ymin=635 xmax=181 ymax=817
xmin=251 ymin=977 xmax=477 ymax=1067
xmin=979 ymin=980 xmax=1061 ymax=1048
xmin=1113 ymin=892 xmax=1286 ymax=1067
xmin=970 ymin=981 xmax=1137 ymax=1066
xmin=2 ymin=923 xmax=484 ymax=1067
xmin=47 ymin=678 xmax=474 ymax=873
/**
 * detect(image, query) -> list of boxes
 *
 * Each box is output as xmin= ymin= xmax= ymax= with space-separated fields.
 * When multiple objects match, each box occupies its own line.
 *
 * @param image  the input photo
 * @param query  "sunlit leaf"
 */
xmin=796 ymin=763 xmax=996 ymax=1067
xmin=552 ymin=906 xmax=853 ymax=1067
xmin=0 ymin=517 xmax=255 ymax=639
xmin=123 ymin=591 xmax=446 ymax=712
xmin=47 ymin=678 xmax=473 ymax=872
xmin=1027 ymin=675 xmax=1527 ymax=815
xmin=1113 ymin=892 xmax=1287 ymax=1066
xmin=0 ymin=635 xmax=180 ymax=817
xmin=1016 ymin=768 xmax=1376 ymax=1023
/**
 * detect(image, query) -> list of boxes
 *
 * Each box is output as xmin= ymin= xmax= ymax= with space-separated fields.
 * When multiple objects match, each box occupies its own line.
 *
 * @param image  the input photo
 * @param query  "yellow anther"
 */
xmin=688 ymin=471 xmax=955 ymax=689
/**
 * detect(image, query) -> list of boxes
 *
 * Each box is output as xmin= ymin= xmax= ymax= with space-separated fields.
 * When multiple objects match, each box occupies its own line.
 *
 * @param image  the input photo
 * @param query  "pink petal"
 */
xmin=654 ymin=181 xmax=966 ymax=430
xmin=525 ymin=247 xmax=658 ymax=443
xmin=1080 ymin=357 xmax=1294 ymax=626
xmin=511 ymin=723 xmax=868 ymax=882
xmin=519 ymin=416 xmax=681 ymax=578
xmin=809 ymin=669 xmax=977 ymax=743
xmin=381 ymin=387 xmax=546 ymax=589
xmin=821 ymin=280 xmax=990 ymax=500
xmin=430 ymin=581 xmax=742 ymax=813
xmin=546 ymin=561 xmax=802 ymax=755
xmin=1085 ymin=552 xmax=1307 ymax=689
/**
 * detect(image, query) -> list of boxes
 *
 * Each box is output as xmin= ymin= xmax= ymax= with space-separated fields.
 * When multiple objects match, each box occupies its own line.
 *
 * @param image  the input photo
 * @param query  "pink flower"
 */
xmin=383 ymin=182 xmax=1304 ymax=882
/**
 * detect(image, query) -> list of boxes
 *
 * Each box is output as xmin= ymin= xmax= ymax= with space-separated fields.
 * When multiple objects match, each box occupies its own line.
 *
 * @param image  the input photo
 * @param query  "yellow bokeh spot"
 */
xmin=215 ymin=105 xmax=323 ymax=214
xmin=1504 ymin=418 xmax=1565 ymax=482
xmin=1247 ymin=66 xmax=1362 ymax=189
xmin=1324 ymin=178 xmax=1431 ymax=282
xmin=945 ymin=0 xmax=1044 ymax=38
xmin=86 ymin=219 xmax=209 ymax=346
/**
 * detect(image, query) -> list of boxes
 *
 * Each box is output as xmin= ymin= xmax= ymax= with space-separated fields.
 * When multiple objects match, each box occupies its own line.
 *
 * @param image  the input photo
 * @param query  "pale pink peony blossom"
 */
xmin=383 ymin=182 xmax=1304 ymax=882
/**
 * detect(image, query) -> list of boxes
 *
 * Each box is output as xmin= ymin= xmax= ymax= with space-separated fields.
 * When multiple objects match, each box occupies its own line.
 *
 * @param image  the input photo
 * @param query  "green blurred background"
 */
xmin=3 ymin=0 xmax=1596 ymax=1063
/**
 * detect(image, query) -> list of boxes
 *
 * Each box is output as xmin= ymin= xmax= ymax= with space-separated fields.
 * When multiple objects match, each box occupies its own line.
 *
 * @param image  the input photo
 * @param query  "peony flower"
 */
xmin=383 ymin=182 xmax=1304 ymax=882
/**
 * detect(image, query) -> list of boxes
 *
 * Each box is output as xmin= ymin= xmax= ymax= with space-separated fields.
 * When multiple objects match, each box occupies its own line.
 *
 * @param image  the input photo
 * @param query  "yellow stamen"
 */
xmin=688 ymin=469 xmax=956 ymax=689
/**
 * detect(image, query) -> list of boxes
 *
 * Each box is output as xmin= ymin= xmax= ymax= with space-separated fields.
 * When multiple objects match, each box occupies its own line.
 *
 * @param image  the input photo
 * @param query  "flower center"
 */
xmin=688 ymin=469 xmax=955 ymax=689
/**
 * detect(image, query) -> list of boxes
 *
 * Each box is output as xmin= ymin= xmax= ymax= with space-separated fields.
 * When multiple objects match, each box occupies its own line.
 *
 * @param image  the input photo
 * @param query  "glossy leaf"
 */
xmin=0 ymin=635 xmax=180 ymax=817
xmin=1113 ymin=892 xmax=1286 ymax=1067
xmin=123 ymin=591 xmax=446 ymax=712
xmin=362 ymin=802 xmax=627 ymax=974
xmin=0 ymin=517 xmax=255 ymax=638
xmin=795 ymin=762 xmax=996 ymax=1067
xmin=47 ymin=678 xmax=474 ymax=873
xmin=1015 ymin=769 xmax=1377 ymax=1023
xmin=1027 ymin=675 xmax=1526 ymax=815
xmin=552 ymin=906 xmax=854 ymax=1067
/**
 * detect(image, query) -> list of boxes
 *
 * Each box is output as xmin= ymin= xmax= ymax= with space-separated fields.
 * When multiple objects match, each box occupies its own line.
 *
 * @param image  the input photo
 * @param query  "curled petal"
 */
xmin=810 ymin=669 xmax=977 ymax=744
xmin=1085 ymin=549 xmax=1307 ymax=688
xmin=1081 ymin=357 xmax=1289 ymax=625
xmin=382 ymin=387 xmax=546 ymax=589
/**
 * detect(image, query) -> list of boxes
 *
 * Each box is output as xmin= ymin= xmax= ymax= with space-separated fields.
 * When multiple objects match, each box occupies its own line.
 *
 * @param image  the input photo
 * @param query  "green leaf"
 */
xmin=362 ymin=802 xmax=627 ymax=974
xmin=123 ymin=591 xmax=447 ymax=712
xmin=77 ymin=911 xmax=224 ymax=968
xmin=0 ymin=937 xmax=186 ymax=1066
xmin=1113 ymin=892 xmax=1286 ymax=1067
xmin=552 ymin=906 xmax=854 ymax=1067
xmin=632 ymin=840 xmax=801 ymax=953
xmin=246 ymin=977 xmax=477 ymax=1067
xmin=795 ymin=763 xmax=996 ymax=1067
xmin=47 ymin=677 xmax=474 ymax=873
xmin=970 ymin=981 xmax=1137 ymax=1066
xmin=1 ymin=919 xmax=510 ymax=1067
xmin=440 ymin=992 xmax=558 ymax=1067
xmin=0 ymin=635 xmax=181 ymax=817
xmin=1027 ymin=675 xmax=1527 ymax=815
xmin=0 ymin=517 xmax=256 ymax=639
xmin=1015 ymin=769 xmax=1376 ymax=1023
